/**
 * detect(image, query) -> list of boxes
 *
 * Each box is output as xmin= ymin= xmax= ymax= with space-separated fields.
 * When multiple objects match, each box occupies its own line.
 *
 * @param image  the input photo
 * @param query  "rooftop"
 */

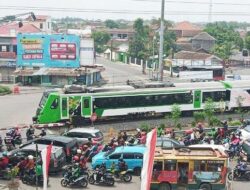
xmin=192 ymin=32 xmax=216 ymax=41
xmin=174 ymin=50 xmax=214 ymax=60
xmin=0 ymin=22 xmax=41 ymax=37
xmin=27 ymin=15 xmax=50 ymax=21
xmin=68 ymin=128 xmax=100 ymax=133
xmin=170 ymin=21 xmax=202 ymax=31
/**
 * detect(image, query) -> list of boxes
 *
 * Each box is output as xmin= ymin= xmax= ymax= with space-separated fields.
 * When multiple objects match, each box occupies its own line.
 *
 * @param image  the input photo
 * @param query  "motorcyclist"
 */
xmin=25 ymin=155 xmax=35 ymax=175
xmin=237 ymin=161 xmax=247 ymax=177
xmin=118 ymin=158 xmax=127 ymax=172
xmin=79 ymin=155 xmax=87 ymax=169
xmin=96 ymin=162 xmax=106 ymax=182
xmin=17 ymin=156 xmax=28 ymax=177
xmin=26 ymin=125 xmax=35 ymax=141
xmin=139 ymin=132 xmax=147 ymax=145
xmin=196 ymin=123 xmax=205 ymax=139
xmin=122 ymin=131 xmax=128 ymax=142
xmin=73 ymin=155 xmax=80 ymax=163
xmin=39 ymin=128 xmax=46 ymax=137
xmin=70 ymin=163 xmax=81 ymax=181
xmin=0 ymin=152 xmax=9 ymax=170
xmin=223 ymin=121 xmax=228 ymax=136
xmin=135 ymin=129 xmax=141 ymax=139
xmin=86 ymin=137 xmax=92 ymax=148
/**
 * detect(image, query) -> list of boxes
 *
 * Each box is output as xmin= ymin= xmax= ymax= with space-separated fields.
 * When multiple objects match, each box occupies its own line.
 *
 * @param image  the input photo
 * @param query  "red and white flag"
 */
xmin=41 ymin=144 xmax=52 ymax=190
xmin=141 ymin=128 xmax=157 ymax=190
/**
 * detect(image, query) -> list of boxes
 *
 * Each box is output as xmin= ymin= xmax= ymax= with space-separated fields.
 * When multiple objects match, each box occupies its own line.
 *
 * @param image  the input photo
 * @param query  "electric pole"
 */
xmin=158 ymin=0 xmax=165 ymax=81
xmin=208 ymin=0 xmax=213 ymax=23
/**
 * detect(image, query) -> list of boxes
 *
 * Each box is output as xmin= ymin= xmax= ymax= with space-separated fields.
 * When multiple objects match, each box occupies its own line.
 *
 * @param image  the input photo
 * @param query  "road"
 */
xmin=0 ymin=58 xmax=249 ymax=189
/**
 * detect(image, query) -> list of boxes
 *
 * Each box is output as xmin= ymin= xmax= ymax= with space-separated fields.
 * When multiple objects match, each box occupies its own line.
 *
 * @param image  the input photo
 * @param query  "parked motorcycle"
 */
xmin=228 ymin=166 xmax=250 ymax=181
xmin=88 ymin=170 xmax=115 ymax=186
xmin=109 ymin=169 xmax=132 ymax=182
xmin=21 ymin=171 xmax=44 ymax=186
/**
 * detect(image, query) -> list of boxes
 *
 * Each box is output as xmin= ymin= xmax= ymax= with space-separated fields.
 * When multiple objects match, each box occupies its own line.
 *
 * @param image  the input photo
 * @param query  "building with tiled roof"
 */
xmin=26 ymin=15 xmax=52 ymax=34
xmin=169 ymin=21 xmax=202 ymax=38
xmin=191 ymin=32 xmax=216 ymax=52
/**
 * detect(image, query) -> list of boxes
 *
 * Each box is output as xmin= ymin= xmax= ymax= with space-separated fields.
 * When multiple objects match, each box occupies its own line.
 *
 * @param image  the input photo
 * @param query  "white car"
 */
xmin=63 ymin=128 xmax=104 ymax=144
xmin=239 ymin=125 xmax=250 ymax=141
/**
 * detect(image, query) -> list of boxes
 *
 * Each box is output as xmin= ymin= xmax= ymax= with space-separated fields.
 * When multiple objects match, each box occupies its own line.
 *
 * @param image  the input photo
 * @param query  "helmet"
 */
xmin=28 ymin=155 xmax=34 ymax=160
xmin=2 ymin=152 xmax=7 ymax=156
xmin=41 ymin=128 xmax=45 ymax=131
xmin=77 ymin=149 xmax=82 ymax=154
xmin=73 ymin=155 xmax=79 ymax=161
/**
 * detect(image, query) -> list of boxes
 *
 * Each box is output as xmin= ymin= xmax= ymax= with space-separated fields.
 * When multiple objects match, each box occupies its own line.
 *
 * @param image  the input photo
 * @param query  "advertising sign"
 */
xmin=17 ymin=34 xmax=80 ymax=68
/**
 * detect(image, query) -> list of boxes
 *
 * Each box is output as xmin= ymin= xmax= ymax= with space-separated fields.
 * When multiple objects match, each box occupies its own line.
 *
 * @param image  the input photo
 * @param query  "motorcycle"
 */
xmin=109 ymin=169 xmax=132 ymax=182
xmin=4 ymin=136 xmax=14 ymax=151
xmin=228 ymin=166 xmax=250 ymax=181
xmin=61 ymin=170 xmax=88 ymax=188
xmin=0 ymin=168 xmax=12 ymax=180
xmin=62 ymin=164 xmax=90 ymax=179
xmin=21 ymin=171 xmax=45 ymax=186
xmin=88 ymin=170 xmax=115 ymax=186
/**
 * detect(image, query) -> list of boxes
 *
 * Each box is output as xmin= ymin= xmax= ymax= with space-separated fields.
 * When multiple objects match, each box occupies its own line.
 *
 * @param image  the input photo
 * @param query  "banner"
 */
xmin=141 ymin=128 xmax=157 ymax=190
xmin=41 ymin=144 xmax=52 ymax=190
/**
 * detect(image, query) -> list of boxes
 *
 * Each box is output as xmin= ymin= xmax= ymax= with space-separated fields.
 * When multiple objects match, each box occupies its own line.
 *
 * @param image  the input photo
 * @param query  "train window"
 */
xmin=62 ymin=99 xmax=67 ymax=110
xmin=84 ymin=99 xmax=89 ymax=108
xmin=203 ymin=91 xmax=227 ymax=102
xmin=50 ymin=98 xmax=58 ymax=109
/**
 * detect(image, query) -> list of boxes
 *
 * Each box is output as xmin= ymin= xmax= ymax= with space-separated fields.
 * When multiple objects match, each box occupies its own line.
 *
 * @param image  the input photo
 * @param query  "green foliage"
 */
xmin=105 ymin=20 xmax=119 ymax=29
xmin=0 ymin=85 xmax=11 ymax=94
xmin=193 ymin=111 xmax=206 ymax=123
xmin=140 ymin=123 xmax=150 ymax=133
xmin=204 ymin=98 xmax=216 ymax=126
xmin=8 ymin=167 xmax=19 ymax=179
xmin=209 ymin=116 xmax=222 ymax=127
xmin=129 ymin=18 xmax=150 ymax=59
xmin=245 ymin=35 xmax=250 ymax=51
xmin=91 ymin=31 xmax=111 ymax=53
xmin=228 ymin=120 xmax=242 ymax=126
xmin=170 ymin=104 xmax=182 ymax=129
xmin=235 ymin=96 xmax=247 ymax=120
xmin=205 ymin=22 xmax=244 ymax=60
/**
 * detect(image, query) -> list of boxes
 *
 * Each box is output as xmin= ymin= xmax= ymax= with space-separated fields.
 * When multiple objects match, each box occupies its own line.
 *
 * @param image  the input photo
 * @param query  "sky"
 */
xmin=1 ymin=0 xmax=250 ymax=22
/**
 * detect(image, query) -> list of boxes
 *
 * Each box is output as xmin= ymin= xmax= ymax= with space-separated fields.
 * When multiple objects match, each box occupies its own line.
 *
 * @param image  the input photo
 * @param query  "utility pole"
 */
xmin=158 ymin=0 xmax=165 ymax=81
xmin=208 ymin=0 xmax=213 ymax=23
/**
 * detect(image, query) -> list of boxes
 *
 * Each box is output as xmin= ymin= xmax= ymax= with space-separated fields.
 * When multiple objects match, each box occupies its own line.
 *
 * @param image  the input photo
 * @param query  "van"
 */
xmin=10 ymin=144 xmax=66 ymax=173
xmin=92 ymin=146 xmax=145 ymax=175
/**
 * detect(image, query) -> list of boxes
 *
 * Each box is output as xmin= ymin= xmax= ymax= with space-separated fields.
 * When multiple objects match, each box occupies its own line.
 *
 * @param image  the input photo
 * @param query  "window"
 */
xmin=84 ymin=99 xmax=89 ymax=108
xmin=1 ymin=45 xmax=7 ymax=52
xmin=164 ymin=160 xmax=176 ymax=171
xmin=50 ymin=98 xmax=58 ymax=109
xmin=122 ymin=34 xmax=128 ymax=39
xmin=207 ymin=161 xmax=224 ymax=172
xmin=62 ymin=99 xmax=67 ymax=110
xmin=203 ymin=91 xmax=228 ymax=102
xmin=109 ymin=153 xmax=121 ymax=159
xmin=40 ymin=23 xmax=43 ymax=29
xmin=118 ymin=34 xmax=122 ymax=38
xmin=134 ymin=153 xmax=143 ymax=159
xmin=194 ymin=161 xmax=206 ymax=171
xmin=123 ymin=153 xmax=134 ymax=159
xmin=153 ymin=161 xmax=163 ymax=171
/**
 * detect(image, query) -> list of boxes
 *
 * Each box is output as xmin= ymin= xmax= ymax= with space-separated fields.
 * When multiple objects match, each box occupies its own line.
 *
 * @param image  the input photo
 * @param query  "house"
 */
xmin=229 ymin=51 xmax=250 ymax=67
xmin=105 ymin=28 xmax=134 ymax=41
xmin=169 ymin=21 xmax=202 ymax=38
xmin=191 ymin=32 xmax=216 ymax=52
xmin=0 ymin=22 xmax=41 ymax=82
xmin=26 ymin=15 xmax=52 ymax=34
xmin=172 ymin=50 xmax=222 ymax=67
xmin=104 ymin=41 xmax=129 ymax=62
xmin=176 ymin=32 xmax=215 ymax=53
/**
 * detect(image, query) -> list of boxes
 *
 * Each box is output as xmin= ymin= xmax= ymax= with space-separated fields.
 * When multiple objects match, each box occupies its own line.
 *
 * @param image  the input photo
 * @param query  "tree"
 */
xmin=245 ymin=35 xmax=250 ymax=51
xmin=105 ymin=19 xmax=119 ymax=29
xmin=203 ymin=98 xmax=216 ymax=126
xmin=170 ymin=104 xmax=182 ymax=129
xmin=128 ymin=18 xmax=150 ymax=59
xmin=205 ymin=22 xmax=244 ymax=61
xmin=92 ymin=31 xmax=110 ymax=53
xmin=235 ymin=96 xmax=248 ymax=121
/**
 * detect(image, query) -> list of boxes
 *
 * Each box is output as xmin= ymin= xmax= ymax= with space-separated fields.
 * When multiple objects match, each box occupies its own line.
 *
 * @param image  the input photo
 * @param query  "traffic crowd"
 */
xmin=0 ymin=119 xmax=249 ymax=187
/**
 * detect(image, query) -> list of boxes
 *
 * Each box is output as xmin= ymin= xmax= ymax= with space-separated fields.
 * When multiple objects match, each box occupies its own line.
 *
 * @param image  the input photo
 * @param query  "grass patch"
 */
xmin=0 ymin=85 xmax=11 ymax=95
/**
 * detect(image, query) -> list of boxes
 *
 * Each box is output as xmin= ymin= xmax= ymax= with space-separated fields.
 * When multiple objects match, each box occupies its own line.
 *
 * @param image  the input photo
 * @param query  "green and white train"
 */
xmin=33 ymin=81 xmax=250 ymax=124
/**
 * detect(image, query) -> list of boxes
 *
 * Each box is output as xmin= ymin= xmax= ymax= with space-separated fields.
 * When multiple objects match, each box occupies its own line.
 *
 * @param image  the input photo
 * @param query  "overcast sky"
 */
xmin=1 ymin=0 xmax=250 ymax=22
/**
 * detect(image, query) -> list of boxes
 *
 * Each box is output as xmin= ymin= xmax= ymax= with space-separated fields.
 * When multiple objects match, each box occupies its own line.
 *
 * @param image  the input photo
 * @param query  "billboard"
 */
xmin=17 ymin=34 xmax=80 ymax=68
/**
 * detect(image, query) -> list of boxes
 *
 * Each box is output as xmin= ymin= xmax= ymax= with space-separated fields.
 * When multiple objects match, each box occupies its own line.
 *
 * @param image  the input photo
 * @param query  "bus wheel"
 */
xmin=159 ymin=183 xmax=171 ymax=190
xmin=199 ymin=183 xmax=211 ymax=190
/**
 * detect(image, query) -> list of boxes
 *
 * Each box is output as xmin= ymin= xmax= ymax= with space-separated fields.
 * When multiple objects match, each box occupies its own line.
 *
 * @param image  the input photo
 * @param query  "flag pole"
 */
xmin=35 ymin=143 xmax=38 ymax=189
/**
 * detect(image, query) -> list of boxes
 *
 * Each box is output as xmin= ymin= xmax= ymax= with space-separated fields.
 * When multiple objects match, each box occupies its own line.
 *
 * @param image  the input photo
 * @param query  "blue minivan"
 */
xmin=92 ymin=146 xmax=146 ymax=175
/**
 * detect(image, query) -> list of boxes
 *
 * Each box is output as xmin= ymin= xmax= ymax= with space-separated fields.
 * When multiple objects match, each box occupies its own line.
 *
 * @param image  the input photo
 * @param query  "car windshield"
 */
xmin=104 ymin=149 xmax=115 ymax=157
xmin=156 ymin=139 xmax=162 ymax=147
xmin=244 ymin=125 xmax=250 ymax=132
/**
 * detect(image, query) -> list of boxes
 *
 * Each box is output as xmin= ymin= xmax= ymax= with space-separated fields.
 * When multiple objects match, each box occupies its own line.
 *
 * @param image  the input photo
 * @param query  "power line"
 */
xmin=1 ymin=6 xmax=250 ymax=16
xmin=133 ymin=0 xmax=250 ymax=6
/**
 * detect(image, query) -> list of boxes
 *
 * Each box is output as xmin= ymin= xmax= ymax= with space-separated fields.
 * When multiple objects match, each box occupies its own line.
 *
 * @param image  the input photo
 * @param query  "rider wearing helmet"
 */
xmin=25 ymin=155 xmax=35 ymax=175
xmin=118 ymin=158 xmax=127 ymax=172
xmin=0 ymin=152 xmax=9 ymax=170
xmin=97 ymin=162 xmax=106 ymax=182
xmin=17 ymin=156 xmax=28 ymax=176
xmin=39 ymin=128 xmax=46 ymax=137
xmin=26 ymin=125 xmax=35 ymax=141
xmin=87 ymin=137 xmax=92 ymax=148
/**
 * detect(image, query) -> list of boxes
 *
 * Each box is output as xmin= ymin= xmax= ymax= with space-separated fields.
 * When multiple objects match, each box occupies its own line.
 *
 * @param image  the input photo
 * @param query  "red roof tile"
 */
xmin=27 ymin=15 xmax=50 ymax=21
xmin=171 ymin=21 xmax=201 ymax=31
xmin=0 ymin=22 xmax=41 ymax=37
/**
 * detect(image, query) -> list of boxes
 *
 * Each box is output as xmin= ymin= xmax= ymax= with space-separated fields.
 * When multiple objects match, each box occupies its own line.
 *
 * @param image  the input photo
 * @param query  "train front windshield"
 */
xmin=39 ymin=92 xmax=49 ymax=108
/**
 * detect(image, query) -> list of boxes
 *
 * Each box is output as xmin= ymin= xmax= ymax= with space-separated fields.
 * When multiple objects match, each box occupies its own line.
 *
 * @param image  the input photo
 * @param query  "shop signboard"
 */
xmin=17 ymin=34 xmax=80 ymax=68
